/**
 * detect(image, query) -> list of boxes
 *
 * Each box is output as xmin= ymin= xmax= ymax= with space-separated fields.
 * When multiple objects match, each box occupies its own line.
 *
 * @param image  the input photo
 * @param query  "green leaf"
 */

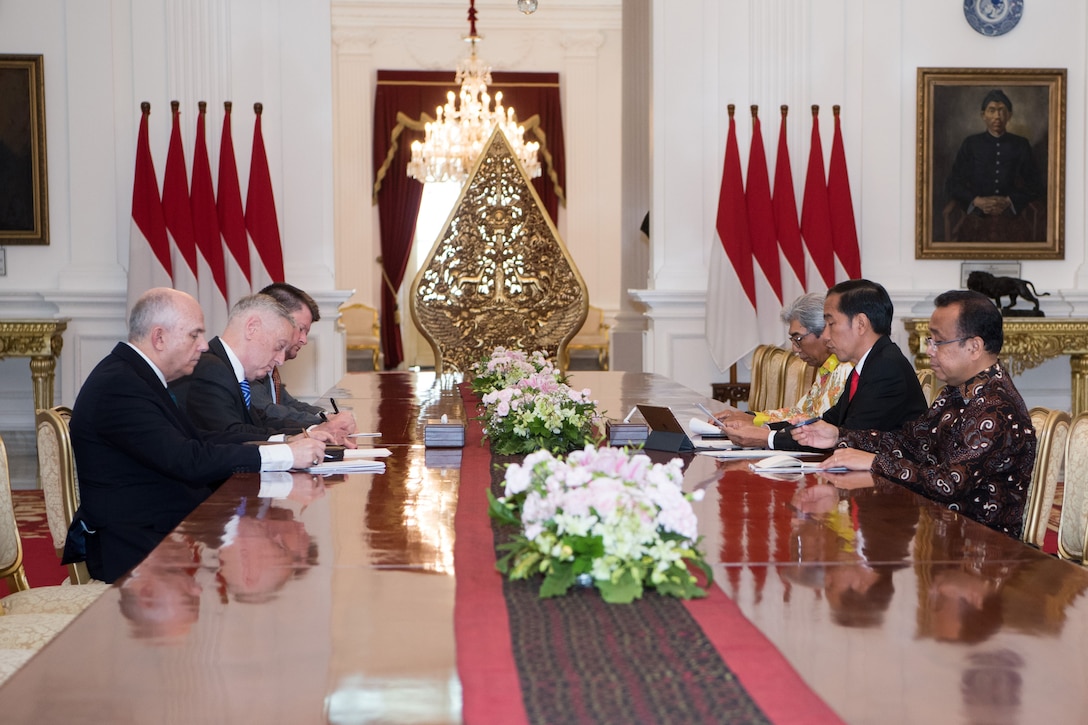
xmin=486 ymin=490 xmax=521 ymax=527
xmin=540 ymin=560 xmax=575 ymax=598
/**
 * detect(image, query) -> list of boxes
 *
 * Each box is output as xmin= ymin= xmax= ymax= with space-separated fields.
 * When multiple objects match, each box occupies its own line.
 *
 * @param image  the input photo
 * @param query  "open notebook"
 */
xmin=749 ymin=454 xmax=847 ymax=473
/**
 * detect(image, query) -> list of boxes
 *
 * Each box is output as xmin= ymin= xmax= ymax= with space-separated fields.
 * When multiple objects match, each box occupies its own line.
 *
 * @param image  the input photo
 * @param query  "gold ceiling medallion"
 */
xmin=410 ymin=127 xmax=587 ymax=375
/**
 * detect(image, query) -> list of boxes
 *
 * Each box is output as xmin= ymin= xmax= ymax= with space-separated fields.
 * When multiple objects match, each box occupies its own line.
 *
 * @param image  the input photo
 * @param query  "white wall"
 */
xmin=0 ymin=0 xmax=347 ymax=433
xmin=639 ymin=0 xmax=1088 ymax=410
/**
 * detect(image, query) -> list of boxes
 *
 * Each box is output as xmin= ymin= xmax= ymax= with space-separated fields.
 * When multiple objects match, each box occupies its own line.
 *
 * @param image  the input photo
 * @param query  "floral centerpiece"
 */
xmin=480 ymin=372 xmax=599 ymax=455
xmin=470 ymin=347 xmax=558 ymax=396
xmin=487 ymin=445 xmax=712 ymax=604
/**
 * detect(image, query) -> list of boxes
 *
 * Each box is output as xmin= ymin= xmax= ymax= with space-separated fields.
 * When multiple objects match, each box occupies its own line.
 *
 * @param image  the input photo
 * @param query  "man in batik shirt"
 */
xmin=794 ymin=290 xmax=1036 ymax=538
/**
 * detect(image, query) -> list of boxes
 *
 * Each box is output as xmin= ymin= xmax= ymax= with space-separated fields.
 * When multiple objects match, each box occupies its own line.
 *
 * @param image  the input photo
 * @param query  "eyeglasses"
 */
xmin=925 ymin=336 xmax=969 ymax=349
xmin=788 ymin=331 xmax=815 ymax=346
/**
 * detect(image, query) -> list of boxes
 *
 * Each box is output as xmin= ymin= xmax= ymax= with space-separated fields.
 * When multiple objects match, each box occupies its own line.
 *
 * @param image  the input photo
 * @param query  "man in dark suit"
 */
xmin=725 ymin=279 xmax=927 ymax=451
xmin=250 ymin=283 xmax=356 ymax=432
xmin=171 ymin=293 xmax=354 ymax=443
xmin=70 ymin=288 xmax=326 ymax=583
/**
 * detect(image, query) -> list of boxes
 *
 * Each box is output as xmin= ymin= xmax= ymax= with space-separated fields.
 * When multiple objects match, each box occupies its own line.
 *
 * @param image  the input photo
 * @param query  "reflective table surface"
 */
xmin=1 ymin=371 xmax=1087 ymax=724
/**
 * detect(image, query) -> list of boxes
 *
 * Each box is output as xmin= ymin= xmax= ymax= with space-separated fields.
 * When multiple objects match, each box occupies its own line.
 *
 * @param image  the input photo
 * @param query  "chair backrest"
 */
xmin=410 ymin=129 xmax=588 ymax=374
xmin=338 ymin=303 xmax=381 ymax=349
xmin=1022 ymin=408 xmax=1070 ymax=547
xmin=759 ymin=347 xmax=793 ymax=411
xmin=915 ymin=368 xmax=939 ymax=406
xmin=1058 ymin=412 xmax=1088 ymax=562
xmin=0 ymin=434 xmax=30 ymax=592
xmin=781 ymin=354 xmax=818 ymax=412
xmin=745 ymin=345 xmax=778 ymax=412
xmin=571 ymin=306 xmax=608 ymax=344
xmin=35 ymin=407 xmax=92 ymax=584
xmin=1029 ymin=406 xmax=1050 ymax=433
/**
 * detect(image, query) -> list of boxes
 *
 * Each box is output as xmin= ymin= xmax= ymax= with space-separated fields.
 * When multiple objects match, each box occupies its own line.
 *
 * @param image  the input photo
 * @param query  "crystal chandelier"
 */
xmin=407 ymin=0 xmax=541 ymax=184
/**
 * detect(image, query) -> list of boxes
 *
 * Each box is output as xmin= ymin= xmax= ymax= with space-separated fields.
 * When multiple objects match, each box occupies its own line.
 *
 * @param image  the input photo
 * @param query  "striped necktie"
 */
xmin=240 ymin=378 xmax=252 ymax=408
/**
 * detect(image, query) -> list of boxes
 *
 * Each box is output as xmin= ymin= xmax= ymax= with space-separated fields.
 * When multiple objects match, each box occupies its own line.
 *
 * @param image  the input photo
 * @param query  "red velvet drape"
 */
xmin=372 ymin=70 xmax=565 ymax=369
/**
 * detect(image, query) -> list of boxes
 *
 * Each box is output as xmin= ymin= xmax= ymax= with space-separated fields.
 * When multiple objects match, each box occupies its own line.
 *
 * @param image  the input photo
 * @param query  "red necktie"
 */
xmin=847 ymin=369 xmax=859 ymax=401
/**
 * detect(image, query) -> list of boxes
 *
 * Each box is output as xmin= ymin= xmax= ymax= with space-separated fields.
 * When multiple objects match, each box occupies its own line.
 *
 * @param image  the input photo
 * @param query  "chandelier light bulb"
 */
xmin=517 ymin=0 xmax=538 ymax=14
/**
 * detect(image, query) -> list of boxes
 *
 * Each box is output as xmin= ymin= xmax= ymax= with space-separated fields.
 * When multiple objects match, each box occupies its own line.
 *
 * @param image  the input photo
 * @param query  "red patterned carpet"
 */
xmin=2 ymin=490 xmax=69 ymax=596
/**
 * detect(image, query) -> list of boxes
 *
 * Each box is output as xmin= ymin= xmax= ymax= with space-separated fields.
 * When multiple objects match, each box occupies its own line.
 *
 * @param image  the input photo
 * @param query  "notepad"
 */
xmin=748 ymin=454 xmax=848 ymax=473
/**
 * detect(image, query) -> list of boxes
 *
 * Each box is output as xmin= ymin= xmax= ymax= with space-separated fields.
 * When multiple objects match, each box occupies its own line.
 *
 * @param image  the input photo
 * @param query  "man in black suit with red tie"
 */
xmin=724 ymin=279 xmax=927 ymax=451
xmin=69 ymin=288 xmax=326 ymax=583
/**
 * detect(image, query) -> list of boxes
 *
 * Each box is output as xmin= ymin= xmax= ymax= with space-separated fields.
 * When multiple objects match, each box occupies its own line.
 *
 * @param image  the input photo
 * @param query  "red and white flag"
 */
xmin=707 ymin=106 xmax=760 ymax=371
xmin=828 ymin=105 xmax=862 ymax=280
xmin=800 ymin=106 xmax=836 ymax=290
xmin=745 ymin=107 xmax=785 ymax=342
xmin=162 ymin=101 xmax=199 ymax=299
xmin=127 ymin=102 xmax=171 ymax=313
xmin=218 ymin=101 xmax=251 ymax=302
xmin=245 ymin=103 xmax=284 ymax=289
xmin=772 ymin=106 xmax=806 ymax=303
xmin=192 ymin=101 xmax=229 ymax=332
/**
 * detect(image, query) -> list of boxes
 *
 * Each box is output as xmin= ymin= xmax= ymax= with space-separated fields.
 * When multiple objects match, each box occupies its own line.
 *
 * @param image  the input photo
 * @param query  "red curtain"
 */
xmin=372 ymin=70 xmax=565 ymax=369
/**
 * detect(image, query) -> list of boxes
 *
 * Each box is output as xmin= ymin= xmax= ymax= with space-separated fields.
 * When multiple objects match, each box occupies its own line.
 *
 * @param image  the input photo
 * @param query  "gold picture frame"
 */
xmin=916 ymin=67 xmax=1065 ymax=259
xmin=0 ymin=55 xmax=48 ymax=245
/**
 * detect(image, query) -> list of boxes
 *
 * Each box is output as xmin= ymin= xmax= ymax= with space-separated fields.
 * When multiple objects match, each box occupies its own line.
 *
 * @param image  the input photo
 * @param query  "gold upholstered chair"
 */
xmin=0 ymin=434 xmax=104 ymax=620
xmin=561 ymin=305 xmax=610 ymax=370
xmin=1058 ymin=413 xmax=1088 ymax=562
xmin=781 ymin=354 xmax=818 ymax=411
xmin=35 ymin=407 xmax=99 ymax=585
xmin=410 ymin=128 xmax=588 ymax=375
xmin=1021 ymin=408 xmax=1070 ymax=548
xmin=745 ymin=345 xmax=779 ymax=412
xmin=339 ymin=303 xmax=382 ymax=370
xmin=915 ymin=368 xmax=939 ymax=407
xmin=750 ymin=346 xmax=793 ymax=412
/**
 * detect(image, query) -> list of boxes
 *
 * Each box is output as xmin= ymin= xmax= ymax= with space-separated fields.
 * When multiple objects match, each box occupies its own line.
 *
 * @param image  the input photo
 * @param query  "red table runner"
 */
xmin=454 ymin=384 xmax=843 ymax=724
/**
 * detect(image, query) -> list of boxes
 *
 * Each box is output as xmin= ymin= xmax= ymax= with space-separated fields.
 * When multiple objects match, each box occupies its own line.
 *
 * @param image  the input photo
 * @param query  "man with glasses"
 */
xmin=795 ymin=289 xmax=1035 ymax=538
xmin=712 ymin=292 xmax=853 ymax=426
xmin=725 ymin=279 xmax=927 ymax=451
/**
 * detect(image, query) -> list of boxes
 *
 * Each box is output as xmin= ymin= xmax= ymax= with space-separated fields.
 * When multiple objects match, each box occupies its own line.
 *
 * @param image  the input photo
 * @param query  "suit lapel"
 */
xmin=207 ymin=337 xmax=255 ymax=424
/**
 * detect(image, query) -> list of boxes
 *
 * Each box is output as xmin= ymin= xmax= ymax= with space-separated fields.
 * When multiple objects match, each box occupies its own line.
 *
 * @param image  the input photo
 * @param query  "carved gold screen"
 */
xmin=409 ymin=127 xmax=588 ymax=375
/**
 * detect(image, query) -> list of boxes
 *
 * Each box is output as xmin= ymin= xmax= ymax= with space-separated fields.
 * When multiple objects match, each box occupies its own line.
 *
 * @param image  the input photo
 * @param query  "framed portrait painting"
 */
xmin=916 ymin=67 xmax=1065 ymax=259
xmin=0 ymin=55 xmax=48 ymax=246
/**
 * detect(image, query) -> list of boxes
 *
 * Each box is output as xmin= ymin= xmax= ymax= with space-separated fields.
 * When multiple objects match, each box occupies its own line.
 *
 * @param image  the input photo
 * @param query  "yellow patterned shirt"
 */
xmin=752 ymin=354 xmax=853 ymax=426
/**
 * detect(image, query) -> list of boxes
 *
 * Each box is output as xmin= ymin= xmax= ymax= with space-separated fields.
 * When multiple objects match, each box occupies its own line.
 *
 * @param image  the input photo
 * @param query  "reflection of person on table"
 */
xmin=711 ymin=292 xmax=852 ymax=426
xmin=794 ymin=290 xmax=1035 ymax=538
xmin=70 ymin=289 xmax=326 ymax=583
xmin=786 ymin=479 xmax=917 ymax=628
xmin=218 ymin=497 xmax=316 ymax=604
xmin=724 ymin=279 xmax=926 ymax=451
xmin=118 ymin=532 xmax=202 ymax=641
xmin=945 ymin=89 xmax=1043 ymax=242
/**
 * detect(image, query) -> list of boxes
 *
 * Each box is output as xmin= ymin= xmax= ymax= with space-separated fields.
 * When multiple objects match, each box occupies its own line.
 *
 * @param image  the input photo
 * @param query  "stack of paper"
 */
xmin=748 ymin=454 xmax=847 ymax=473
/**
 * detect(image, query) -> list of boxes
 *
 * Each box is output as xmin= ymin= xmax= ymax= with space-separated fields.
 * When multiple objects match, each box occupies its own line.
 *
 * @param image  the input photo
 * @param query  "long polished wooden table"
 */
xmin=2 ymin=371 xmax=1088 ymax=723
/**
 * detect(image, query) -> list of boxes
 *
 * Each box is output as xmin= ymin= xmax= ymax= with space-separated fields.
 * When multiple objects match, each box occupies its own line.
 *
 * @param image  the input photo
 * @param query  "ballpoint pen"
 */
xmin=330 ymin=397 xmax=340 ymax=414
xmin=696 ymin=403 xmax=730 ymax=431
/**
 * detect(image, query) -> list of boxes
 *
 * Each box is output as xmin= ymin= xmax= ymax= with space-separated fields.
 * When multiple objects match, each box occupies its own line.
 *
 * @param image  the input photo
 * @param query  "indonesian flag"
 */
xmin=127 ymin=102 xmax=171 ymax=313
xmin=162 ymin=101 xmax=200 ymax=299
xmin=745 ymin=107 xmax=785 ymax=343
xmin=773 ymin=106 xmax=806 ymax=303
xmin=800 ymin=105 xmax=836 ymax=290
xmin=245 ymin=102 xmax=284 ymax=288
xmin=218 ymin=101 xmax=251 ymax=302
xmin=828 ymin=105 xmax=862 ymax=279
xmin=706 ymin=105 xmax=760 ymax=372
xmin=192 ymin=101 xmax=229 ymax=332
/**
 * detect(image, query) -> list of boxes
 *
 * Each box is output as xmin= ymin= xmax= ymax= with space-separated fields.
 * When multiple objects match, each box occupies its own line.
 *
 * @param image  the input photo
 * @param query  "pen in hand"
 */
xmin=696 ymin=403 xmax=730 ymax=431
xmin=330 ymin=397 xmax=340 ymax=414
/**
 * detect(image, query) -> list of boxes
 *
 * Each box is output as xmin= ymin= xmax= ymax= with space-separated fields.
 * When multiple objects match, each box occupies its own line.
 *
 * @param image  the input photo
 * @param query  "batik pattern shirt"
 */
xmin=754 ymin=354 xmax=853 ymax=426
xmin=839 ymin=362 xmax=1035 ymax=538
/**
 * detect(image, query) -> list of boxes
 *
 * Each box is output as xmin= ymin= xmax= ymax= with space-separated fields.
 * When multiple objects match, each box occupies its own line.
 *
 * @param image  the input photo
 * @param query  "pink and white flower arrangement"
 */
xmin=488 ymin=445 xmax=712 ymax=603
xmin=470 ymin=347 xmax=560 ymax=396
xmin=480 ymin=371 xmax=599 ymax=455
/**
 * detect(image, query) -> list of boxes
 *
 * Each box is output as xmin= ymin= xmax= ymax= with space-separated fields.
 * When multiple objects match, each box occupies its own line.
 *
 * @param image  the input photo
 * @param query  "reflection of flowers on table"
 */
xmin=488 ymin=445 xmax=711 ymax=604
